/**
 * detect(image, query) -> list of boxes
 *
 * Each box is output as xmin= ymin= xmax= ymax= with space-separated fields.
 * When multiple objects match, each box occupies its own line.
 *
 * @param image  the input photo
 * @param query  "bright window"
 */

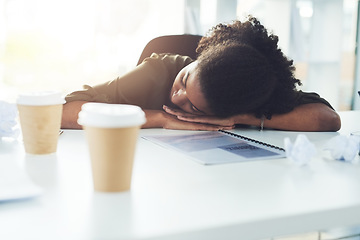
xmin=1 ymin=0 xmax=358 ymax=111
xmin=0 ymin=0 xmax=185 ymax=101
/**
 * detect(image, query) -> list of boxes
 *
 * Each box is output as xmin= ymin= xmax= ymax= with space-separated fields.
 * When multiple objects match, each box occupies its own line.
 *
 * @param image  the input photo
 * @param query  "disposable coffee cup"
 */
xmin=17 ymin=91 xmax=65 ymax=155
xmin=77 ymin=103 xmax=146 ymax=192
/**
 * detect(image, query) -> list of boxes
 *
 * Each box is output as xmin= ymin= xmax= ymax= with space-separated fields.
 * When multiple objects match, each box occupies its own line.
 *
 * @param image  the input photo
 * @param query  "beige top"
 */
xmin=65 ymin=53 xmax=193 ymax=110
xmin=65 ymin=53 xmax=334 ymax=111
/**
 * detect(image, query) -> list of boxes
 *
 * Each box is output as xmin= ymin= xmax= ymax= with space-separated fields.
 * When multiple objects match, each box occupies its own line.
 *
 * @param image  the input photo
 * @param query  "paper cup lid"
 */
xmin=17 ymin=91 xmax=65 ymax=106
xmin=77 ymin=103 xmax=146 ymax=128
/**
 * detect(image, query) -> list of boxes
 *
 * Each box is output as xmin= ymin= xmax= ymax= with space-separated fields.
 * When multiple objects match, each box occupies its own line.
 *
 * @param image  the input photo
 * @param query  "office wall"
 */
xmin=0 ymin=0 xmax=358 ymax=110
xmin=0 ymin=0 xmax=186 ymax=101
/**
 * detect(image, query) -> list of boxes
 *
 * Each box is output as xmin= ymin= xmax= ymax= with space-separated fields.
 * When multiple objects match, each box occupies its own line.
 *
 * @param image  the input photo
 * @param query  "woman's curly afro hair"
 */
xmin=195 ymin=16 xmax=301 ymax=119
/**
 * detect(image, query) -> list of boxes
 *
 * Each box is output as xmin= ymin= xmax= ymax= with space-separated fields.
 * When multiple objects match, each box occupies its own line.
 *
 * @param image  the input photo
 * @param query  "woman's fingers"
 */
xmin=164 ymin=118 xmax=221 ymax=131
xmin=162 ymin=111 xmax=232 ymax=130
xmin=163 ymin=105 xmax=196 ymax=117
xmin=177 ymin=115 xmax=235 ymax=127
xmin=163 ymin=105 xmax=235 ymax=128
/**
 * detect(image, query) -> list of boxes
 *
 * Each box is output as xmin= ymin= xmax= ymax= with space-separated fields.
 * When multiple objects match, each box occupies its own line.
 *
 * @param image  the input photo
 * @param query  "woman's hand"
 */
xmin=163 ymin=105 xmax=237 ymax=128
xmin=142 ymin=109 xmax=234 ymax=131
xmin=62 ymin=101 xmax=88 ymax=129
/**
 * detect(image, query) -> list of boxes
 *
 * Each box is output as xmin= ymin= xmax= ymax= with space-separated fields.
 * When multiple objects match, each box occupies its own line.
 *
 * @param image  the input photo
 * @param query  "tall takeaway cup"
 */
xmin=17 ymin=91 xmax=65 ymax=155
xmin=77 ymin=103 xmax=146 ymax=192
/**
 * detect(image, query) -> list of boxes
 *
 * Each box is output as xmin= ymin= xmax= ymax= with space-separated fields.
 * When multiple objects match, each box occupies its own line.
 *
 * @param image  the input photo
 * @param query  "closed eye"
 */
xmin=182 ymin=72 xmax=189 ymax=87
xmin=191 ymin=104 xmax=204 ymax=114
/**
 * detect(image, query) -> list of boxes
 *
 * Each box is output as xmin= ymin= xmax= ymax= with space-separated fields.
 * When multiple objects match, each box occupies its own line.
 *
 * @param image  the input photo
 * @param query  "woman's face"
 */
xmin=170 ymin=61 xmax=212 ymax=115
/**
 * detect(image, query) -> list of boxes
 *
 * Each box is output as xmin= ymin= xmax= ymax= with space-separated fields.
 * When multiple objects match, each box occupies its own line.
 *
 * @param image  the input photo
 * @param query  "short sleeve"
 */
xmin=294 ymin=91 xmax=334 ymax=110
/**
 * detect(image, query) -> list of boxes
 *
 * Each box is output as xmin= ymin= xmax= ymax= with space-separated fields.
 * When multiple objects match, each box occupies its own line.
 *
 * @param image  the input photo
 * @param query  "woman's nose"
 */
xmin=172 ymin=89 xmax=187 ymax=107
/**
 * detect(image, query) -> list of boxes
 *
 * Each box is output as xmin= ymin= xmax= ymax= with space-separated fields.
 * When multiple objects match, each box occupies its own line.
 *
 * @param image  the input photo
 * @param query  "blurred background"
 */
xmin=0 ymin=0 xmax=359 ymax=111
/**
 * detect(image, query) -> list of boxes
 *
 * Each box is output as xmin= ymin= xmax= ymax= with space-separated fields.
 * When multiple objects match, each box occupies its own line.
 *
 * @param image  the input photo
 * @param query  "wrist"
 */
xmin=260 ymin=115 xmax=265 ymax=131
xmin=142 ymin=110 xmax=166 ymax=128
xmin=233 ymin=113 xmax=255 ymax=125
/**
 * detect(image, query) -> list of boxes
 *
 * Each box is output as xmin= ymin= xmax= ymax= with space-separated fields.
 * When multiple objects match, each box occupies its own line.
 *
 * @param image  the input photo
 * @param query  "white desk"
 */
xmin=1 ymin=111 xmax=360 ymax=240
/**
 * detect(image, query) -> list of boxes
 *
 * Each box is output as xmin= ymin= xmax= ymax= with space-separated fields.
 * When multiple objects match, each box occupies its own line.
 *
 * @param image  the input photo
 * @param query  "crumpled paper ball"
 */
xmin=284 ymin=134 xmax=317 ymax=166
xmin=0 ymin=100 xmax=19 ymax=139
xmin=325 ymin=135 xmax=360 ymax=163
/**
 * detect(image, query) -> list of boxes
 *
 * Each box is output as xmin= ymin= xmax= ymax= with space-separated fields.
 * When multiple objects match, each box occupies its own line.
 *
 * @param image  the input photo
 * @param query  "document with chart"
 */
xmin=143 ymin=130 xmax=285 ymax=165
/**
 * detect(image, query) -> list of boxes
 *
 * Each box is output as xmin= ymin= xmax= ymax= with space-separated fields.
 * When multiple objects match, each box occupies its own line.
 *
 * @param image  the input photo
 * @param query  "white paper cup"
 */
xmin=17 ymin=91 xmax=65 ymax=155
xmin=350 ymin=131 xmax=360 ymax=156
xmin=78 ymin=103 xmax=146 ymax=192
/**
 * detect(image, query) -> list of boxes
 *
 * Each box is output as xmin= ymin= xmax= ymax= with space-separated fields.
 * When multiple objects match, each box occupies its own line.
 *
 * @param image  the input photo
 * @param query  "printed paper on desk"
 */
xmin=143 ymin=131 xmax=285 ymax=165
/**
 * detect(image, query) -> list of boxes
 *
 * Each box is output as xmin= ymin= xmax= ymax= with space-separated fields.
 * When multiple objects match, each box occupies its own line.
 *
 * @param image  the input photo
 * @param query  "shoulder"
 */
xmin=141 ymin=53 xmax=194 ymax=68
xmin=295 ymin=91 xmax=334 ymax=110
xmin=137 ymin=53 xmax=194 ymax=83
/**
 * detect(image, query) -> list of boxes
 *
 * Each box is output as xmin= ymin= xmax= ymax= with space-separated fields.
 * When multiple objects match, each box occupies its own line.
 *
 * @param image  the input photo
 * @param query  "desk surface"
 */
xmin=1 ymin=111 xmax=360 ymax=240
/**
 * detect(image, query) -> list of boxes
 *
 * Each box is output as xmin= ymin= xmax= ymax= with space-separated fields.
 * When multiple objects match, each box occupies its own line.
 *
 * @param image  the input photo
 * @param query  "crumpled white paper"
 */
xmin=284 ymin=134 xmax=317 ymax=166
xmin=0 ymin=100 xmax=19 ymax=139
xmin=324 ymin=135 xmax=360 ymax=163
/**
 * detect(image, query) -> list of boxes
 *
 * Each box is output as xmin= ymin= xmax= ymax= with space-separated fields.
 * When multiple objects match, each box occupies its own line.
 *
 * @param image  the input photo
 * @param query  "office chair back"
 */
xmin=137 ymin=34 xmax=203 ymax=65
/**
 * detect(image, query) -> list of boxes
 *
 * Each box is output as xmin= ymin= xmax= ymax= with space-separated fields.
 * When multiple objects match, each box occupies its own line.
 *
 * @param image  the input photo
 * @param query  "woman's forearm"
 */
xmin=61 ymin=101 xmax=88 ymax=129
xmin=142 ymin=110 xmax=166 ymax=128
xmin=234 ymin=103 xmax=341 ymax=132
